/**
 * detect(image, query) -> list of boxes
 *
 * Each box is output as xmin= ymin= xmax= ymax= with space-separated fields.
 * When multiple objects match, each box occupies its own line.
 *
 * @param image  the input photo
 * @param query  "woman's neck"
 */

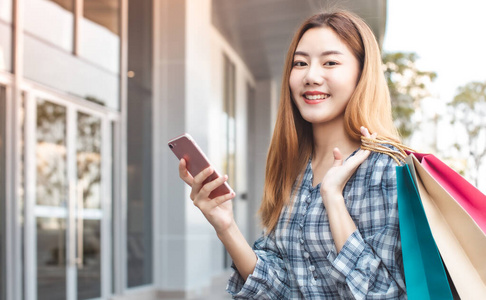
xmin=311 ymin=117 xmax=360 ymax=169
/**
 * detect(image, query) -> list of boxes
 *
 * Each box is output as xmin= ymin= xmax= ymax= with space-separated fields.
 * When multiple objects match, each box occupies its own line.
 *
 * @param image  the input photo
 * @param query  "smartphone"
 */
xmin=168 ymin=133 xmax=234 ymax=199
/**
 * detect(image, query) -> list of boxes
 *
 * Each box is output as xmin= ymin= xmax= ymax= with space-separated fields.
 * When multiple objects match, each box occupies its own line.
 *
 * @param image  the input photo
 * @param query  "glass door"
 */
xmin=31 ymin=95 xmax=111 ymax=300
xmin=35 ymin=99 xmax=68 ymax=299
xmin=74 ymin=111 xmax=103 ymax=300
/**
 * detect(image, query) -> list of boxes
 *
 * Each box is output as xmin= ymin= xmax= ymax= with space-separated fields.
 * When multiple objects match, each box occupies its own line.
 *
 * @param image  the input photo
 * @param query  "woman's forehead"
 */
xmin=295 ymin=27 xmax=352 ymax=55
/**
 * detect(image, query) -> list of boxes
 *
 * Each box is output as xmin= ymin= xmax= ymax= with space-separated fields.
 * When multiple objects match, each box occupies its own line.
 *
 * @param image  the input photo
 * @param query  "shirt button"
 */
xmin=309 ymin=265 xmax=315 ymax=272
xmin=300 ymin=238 xmax=304 ymax=244
xmin=299 ymin=223 xmax=304 ymax=228
xmin=303 ymin=252 xmax=310 ymax=258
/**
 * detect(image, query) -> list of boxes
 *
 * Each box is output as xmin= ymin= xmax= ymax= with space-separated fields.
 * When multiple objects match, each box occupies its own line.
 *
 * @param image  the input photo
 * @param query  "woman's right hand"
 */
xmin=178 ymin=158 xmax=236 ymax=234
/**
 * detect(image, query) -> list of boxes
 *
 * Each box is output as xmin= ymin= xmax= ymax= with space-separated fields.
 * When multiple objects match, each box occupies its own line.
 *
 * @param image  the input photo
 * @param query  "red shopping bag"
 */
xmin=412 ymin=152 xmax=486 ymax=234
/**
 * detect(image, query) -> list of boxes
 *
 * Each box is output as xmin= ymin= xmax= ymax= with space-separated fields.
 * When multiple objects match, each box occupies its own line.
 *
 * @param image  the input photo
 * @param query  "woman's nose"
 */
xmin=304 ymin=64 xmax=324 ymax=85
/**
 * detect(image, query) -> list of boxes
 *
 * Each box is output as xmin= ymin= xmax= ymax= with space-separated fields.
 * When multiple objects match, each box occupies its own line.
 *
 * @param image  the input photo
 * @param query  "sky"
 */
xmin=383 ymin=0 xmax=486 ymax=190
xmin=384 ymin=0 xmax=486 ymax=103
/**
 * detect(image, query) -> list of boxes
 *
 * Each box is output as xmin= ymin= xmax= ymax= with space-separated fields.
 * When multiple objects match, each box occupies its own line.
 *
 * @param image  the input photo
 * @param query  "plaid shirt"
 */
xmin=227 ymin=151 xmax=407 ymax=299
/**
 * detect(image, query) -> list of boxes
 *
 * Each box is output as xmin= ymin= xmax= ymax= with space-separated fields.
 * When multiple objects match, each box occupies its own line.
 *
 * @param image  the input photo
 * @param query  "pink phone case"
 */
xmin=168 ymin=133 xmax=234 ymax=199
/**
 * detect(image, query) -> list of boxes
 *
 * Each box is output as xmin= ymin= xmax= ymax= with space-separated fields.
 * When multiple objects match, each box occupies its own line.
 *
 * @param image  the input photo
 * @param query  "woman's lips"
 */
xmin=303 ymin=92 xmax=330 ymax=104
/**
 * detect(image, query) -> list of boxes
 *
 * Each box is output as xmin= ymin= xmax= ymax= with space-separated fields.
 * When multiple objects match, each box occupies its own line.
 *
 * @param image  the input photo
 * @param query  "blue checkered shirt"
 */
xmin=227 ymin=151 xmax=407 ymax=299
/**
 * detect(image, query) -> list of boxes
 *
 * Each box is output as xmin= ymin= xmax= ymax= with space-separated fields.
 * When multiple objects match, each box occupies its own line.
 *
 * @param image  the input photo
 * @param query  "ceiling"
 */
xmin=212 ymin=0 xmax=387 ymax=80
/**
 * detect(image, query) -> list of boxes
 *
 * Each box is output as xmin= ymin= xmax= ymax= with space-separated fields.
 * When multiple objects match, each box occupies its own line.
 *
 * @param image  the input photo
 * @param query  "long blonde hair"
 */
xmin=259 ymin=10 xmax=402 ymax=233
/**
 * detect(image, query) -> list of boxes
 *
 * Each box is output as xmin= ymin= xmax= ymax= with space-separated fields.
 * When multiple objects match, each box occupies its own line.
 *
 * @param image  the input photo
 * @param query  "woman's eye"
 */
xmin=324 ymin=61 xmax=338 ymax=66
xmin=293 ymin=61 xmax=307 ymax=67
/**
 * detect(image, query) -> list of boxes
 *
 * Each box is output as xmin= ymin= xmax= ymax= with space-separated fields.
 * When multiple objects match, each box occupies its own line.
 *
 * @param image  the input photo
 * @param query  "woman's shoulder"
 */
xmin=360 ymin=144 xmax=404 ymax=179
xmin=346 ymin=145 xmax=400 ymax=199
xmin=348 ymin=144 xmax=402 ymax=194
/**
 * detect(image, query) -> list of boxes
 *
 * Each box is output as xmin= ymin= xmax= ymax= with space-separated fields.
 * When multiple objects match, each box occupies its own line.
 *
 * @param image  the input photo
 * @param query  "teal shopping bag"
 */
xmin=396 ymin=164 xmax=453 ymax=299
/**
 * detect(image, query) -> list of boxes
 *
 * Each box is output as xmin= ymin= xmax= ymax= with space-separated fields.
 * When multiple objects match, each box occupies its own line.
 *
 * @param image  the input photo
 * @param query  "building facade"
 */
xmin=0 ymin=0 xmax=386 ymax=299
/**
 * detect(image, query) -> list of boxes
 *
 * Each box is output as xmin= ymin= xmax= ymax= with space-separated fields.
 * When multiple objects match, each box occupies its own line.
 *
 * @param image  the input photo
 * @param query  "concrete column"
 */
xmin=247 ymin=79 xmax=278 ymax=243
xmin=153 ymin=0 xmax=223 ymax=297
xmin=153 ymin=0 xmax=188 ymax=294
xmin=184 ymin=0 xmax=223 ymax=294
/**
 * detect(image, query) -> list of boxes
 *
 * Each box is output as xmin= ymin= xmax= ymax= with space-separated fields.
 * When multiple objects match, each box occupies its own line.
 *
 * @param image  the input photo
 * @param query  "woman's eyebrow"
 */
xmin=294 ymin=50 xmax=344 ymax=57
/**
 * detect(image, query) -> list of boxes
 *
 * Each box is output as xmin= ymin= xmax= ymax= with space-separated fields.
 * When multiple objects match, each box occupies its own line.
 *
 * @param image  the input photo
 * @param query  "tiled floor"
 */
xmin=164 ymin=270 xmax=233 ymax=300
xmin=198 ymin=270 xmax=232 ymax=300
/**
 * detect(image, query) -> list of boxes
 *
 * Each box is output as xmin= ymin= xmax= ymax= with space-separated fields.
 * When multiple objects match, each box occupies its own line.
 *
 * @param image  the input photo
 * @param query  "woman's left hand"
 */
xmin=320 ymin=126 xmax=376 ymax=205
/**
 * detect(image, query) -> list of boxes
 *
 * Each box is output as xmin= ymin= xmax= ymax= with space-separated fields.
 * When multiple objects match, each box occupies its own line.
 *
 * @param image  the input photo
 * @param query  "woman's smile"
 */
xmin=303 ymin=91 xmax=330 ymax=104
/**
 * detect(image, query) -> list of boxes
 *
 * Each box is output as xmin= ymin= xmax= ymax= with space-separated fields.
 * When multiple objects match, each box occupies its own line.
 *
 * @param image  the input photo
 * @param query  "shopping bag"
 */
xmin=406 ymin=154 xmax=486 ymax=299
xmin=413 ymin=152 xmax=486 ymax=234
xmin=396 ymin=164 xmax=453 ymax=299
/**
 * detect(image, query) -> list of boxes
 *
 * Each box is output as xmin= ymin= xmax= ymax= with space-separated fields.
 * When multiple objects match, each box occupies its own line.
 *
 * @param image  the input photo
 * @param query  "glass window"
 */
xmin=80 ymin=0 xmax=120 ymax=74
xmin=19 ymin=93 xmax=25 ymax=300
xmin=126 ymin=0 xmax=152 ymax=288
xmin=0 ymin=0 xmax=12 ymax=71
xmin=0 ymin=86 xmax=6 ymax=300
xmin=126 ymin=92 xmax=152 ymax=288
xmin=222 ymin=54 xmax=237 ymax=191
xmin=111 ymin=121 xmax=116 ymax=294
xmin=222 ymin=55 xmax=236 ymax=268
xmin=126 ymin=91 xmax=152 ymax=288
xmin=223 ymin=55 xmax=236 ymax=188
xmin=24 ymin=0 xmax=74 ymax=52
xmin=23 ymin=0 xmax=119 ymax=110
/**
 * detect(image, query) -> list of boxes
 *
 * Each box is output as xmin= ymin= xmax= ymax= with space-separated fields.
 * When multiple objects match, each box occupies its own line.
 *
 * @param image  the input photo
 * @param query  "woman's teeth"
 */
xmin=304 ymin=94 xmax=329 ymax=100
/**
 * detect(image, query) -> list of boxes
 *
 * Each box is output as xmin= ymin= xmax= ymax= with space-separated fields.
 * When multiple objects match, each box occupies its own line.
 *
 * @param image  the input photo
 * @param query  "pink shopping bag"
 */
xmin=411 ymin=152 xmax=486 ymax=234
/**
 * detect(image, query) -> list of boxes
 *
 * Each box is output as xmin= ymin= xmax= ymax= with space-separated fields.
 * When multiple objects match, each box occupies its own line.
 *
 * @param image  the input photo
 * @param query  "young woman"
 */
xmin=179 ymin=10 xmax=407 ymax=299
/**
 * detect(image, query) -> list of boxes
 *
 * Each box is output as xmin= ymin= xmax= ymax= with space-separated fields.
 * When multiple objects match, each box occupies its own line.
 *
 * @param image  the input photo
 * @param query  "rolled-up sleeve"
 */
xmin=227 ymin=231 xmax=291 ymax=299
xmin=326 ymin=154 xmax=406 ymax=299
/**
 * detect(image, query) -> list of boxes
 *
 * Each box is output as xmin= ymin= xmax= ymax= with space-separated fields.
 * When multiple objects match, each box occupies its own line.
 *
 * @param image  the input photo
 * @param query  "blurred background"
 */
xmin=0 ymin=0 xmax=484 ymax=299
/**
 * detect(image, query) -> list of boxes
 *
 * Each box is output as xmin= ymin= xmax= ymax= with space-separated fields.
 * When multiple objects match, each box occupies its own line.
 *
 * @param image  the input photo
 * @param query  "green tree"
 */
xmin=383 ymin=52 xmax=437 ymax=141
xmin=449 ymin=81 xmax=486 ymax=187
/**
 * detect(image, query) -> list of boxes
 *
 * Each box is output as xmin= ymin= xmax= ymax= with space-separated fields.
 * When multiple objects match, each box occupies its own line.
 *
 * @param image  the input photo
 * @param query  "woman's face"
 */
xmin=289 ymin=27 xmax=360 ymax=125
